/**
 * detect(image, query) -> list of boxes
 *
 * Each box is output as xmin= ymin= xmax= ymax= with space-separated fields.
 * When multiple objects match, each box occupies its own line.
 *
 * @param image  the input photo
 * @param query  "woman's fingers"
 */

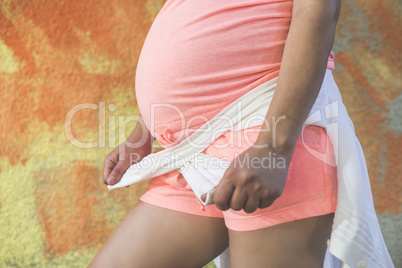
xmin=259 ymin=196 xmax=276 ymax=209
xmin=213 ymin=178 xmax=235 ymax=211
xmin=107 ymin=161 xmax=130 ymax=185
xmin=103 ymin=156 xmax=117 ymax=185
xmin=243 ymin=195 xmax=260 ymax=213
xmin=229 ymin=187 xmax=248 ymax=211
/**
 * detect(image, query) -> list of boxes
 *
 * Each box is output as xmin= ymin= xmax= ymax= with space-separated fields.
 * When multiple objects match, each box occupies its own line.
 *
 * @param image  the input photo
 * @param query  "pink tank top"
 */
xmin=135 ymin=0 xmax=335 ymax=147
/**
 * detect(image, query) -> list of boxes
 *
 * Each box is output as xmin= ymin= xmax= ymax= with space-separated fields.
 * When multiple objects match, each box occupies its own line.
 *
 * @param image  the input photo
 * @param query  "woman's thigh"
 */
xmin=89 ymin=201 xmax=229 ymax=268
xmin=228 ymin=213 xmax=334 ymax=268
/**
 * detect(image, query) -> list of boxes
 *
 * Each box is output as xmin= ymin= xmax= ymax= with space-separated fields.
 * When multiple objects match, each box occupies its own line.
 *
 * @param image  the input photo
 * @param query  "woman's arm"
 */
xmin=256 ymin=0 xmax=341 ymax=150
xmin=213 ymin=0 xmax=341 ymax=213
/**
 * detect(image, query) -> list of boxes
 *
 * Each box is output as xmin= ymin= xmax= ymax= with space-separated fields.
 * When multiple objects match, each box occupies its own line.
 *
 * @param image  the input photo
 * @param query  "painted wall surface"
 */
xmin=0 ymin=0 xmax=400 ymax=267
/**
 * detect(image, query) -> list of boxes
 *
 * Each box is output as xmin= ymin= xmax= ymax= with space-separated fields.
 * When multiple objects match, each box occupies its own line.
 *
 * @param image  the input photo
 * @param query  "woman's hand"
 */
xmin=103 ymin=117 xmax=154 ymax=186
xmin=212 ymin=144 xmax=296 ymax=214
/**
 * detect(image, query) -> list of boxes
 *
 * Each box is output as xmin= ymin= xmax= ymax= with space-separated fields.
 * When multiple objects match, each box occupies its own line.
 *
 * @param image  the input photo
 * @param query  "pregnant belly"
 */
xmin=135 ymin=0 xmax=332 ymax=147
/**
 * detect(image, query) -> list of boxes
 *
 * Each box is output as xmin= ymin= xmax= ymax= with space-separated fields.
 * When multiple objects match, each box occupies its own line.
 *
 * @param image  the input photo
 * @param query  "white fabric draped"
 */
xmin=108 ymin=69 xmax=394 ymax=268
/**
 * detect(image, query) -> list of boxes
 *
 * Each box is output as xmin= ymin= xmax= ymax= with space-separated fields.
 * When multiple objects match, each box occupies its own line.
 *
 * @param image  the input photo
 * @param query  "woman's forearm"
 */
xmin=256 ymin=0 xmax=341 ymax=151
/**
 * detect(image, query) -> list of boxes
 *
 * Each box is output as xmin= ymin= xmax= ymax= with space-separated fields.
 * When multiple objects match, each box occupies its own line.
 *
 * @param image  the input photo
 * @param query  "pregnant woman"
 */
xmin=89 ymin=0 xmax=392 ymax=267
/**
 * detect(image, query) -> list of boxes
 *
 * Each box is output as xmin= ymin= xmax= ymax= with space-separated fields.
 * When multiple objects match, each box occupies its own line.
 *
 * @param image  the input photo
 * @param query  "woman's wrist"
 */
xmin=254 ymin=113 xmax=301 ymax=154
xmin=126 ymin=117 xmax=154 ymax=150
xmin=255 ymin=131 xmax=297 ymax=155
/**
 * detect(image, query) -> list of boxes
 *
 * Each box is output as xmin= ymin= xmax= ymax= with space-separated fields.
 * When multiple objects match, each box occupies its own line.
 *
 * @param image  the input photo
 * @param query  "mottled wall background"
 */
xmin=0 ymin=0 xmax=400 ymax=267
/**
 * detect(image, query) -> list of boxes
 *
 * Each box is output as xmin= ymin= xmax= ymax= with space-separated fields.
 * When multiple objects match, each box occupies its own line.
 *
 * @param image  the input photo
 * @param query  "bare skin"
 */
xmin=89 ymin=200 xmax=333 ymax=268
xmin=91 ymin=0 xmax=342 ymax=267
xmin=88 ymin=201 xmax=229 ymax=268
xmin=102 ymin=116 xmax=153 ymax=186
xmin=228 ymin=213 xmax=334 ymax=268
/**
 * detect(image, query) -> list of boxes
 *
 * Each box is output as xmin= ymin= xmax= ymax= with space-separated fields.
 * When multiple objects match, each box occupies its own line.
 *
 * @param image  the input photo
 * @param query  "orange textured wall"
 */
xmin=333 ymin=0 xmax=401 ymax=215
xmin=0 ymin=0 xmax=400 ymax=266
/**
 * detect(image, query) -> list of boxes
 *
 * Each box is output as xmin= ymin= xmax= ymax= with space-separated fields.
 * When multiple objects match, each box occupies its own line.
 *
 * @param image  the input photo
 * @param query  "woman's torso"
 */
xmin=135 ymin=0 xmax=335 ymax=147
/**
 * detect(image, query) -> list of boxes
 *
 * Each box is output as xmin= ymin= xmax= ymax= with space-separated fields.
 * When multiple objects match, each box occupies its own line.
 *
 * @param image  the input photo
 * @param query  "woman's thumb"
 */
xmin=107 ymin=162 xmax=129 ymax=185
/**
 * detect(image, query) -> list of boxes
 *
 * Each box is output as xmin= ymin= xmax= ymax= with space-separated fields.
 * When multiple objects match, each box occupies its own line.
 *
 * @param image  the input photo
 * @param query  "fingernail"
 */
xmin=107 ymin=177 xmax=115 ymax=184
